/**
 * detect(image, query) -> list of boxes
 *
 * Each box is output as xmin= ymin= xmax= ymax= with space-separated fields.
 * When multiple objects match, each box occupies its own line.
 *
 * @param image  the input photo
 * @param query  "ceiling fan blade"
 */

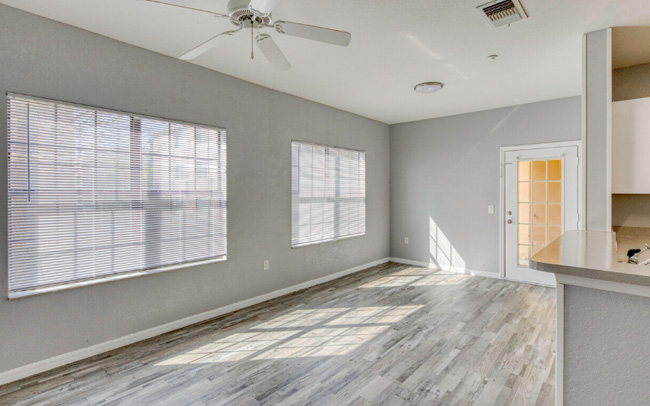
xmin=248 ymin=0 xmax=282 ymax=16
xmin=274 ymin=21 xmax=351 ymax=47
xmin=180 ymin=29 xmax=240 ymax=60
xmin=256 ymin=34 xmax=291 ymax=70
xmin=145 ymin=0 xmax=230 ymax=19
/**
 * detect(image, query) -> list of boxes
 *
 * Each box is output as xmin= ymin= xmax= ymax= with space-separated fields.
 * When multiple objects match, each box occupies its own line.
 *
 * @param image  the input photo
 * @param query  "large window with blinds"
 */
xmin=291 ymin=141 xmax=365 ymax=247
xmin=7 ymin=94 xmax=227 ymax=298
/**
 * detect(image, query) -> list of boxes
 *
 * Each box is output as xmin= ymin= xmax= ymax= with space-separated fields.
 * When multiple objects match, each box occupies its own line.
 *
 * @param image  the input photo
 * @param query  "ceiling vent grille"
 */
xmin=477 ymin=0 xmax=527 ymax=28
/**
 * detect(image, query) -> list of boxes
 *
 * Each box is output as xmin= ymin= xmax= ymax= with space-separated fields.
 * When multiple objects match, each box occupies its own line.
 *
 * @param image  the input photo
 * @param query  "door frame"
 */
xmin=498 ymin=141 xmax=585 ymax=281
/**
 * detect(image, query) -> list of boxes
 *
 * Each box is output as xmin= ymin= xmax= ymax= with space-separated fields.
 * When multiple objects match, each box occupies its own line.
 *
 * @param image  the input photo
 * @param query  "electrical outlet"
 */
xmin=404 ymin=237 xmax=409 ymax=244
xmin=263 ymin=260 xmax=269 ymax=271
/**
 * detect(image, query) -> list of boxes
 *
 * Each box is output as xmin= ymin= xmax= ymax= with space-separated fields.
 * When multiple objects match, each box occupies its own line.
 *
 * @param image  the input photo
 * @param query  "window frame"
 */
xmin=290 ymin=140 xmax=366 ymax=248
xmin=6 ymin=93 xmax=228 ymax=299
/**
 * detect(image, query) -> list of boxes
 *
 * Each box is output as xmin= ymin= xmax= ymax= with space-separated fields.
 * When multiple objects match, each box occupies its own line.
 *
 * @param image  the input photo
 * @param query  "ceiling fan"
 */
xmin=146 ymin=0 xmax=352 ymax=70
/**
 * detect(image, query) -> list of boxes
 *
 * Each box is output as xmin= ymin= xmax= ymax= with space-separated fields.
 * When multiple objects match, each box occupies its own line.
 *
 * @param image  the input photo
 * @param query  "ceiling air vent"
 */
xmin=477 ymin=0 xmax=527 ymax=28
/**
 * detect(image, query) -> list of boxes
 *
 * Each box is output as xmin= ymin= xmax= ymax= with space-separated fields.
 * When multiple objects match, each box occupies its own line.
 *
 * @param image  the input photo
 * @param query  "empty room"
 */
xmin=1 ymin=0 xmax=650 ymax=405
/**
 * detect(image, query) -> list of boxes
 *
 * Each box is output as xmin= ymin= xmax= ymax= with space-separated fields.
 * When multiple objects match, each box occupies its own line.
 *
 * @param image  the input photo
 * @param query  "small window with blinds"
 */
xmin=7 ymin=94 xmax=227 ymax=298
xmin=291 ymin=141 xmax=366 ymax=247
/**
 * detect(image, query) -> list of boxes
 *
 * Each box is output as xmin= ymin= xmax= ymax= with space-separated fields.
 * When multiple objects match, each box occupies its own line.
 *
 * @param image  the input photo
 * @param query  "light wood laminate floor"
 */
xmin=0 ymin=262 xmax=556 ymax=405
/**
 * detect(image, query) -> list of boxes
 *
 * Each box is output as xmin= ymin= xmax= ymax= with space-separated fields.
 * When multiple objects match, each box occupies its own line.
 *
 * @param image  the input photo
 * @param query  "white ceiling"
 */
xmin=2 ymin=0 xmax=650 ymax=124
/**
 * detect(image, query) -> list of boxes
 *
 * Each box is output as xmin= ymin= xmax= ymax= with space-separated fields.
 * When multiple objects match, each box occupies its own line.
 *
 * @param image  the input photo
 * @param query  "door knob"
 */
xmin=507 ymin=211 xmax=512 ymax=216
xmin=507 ymin=219 xmax=513 ymax=224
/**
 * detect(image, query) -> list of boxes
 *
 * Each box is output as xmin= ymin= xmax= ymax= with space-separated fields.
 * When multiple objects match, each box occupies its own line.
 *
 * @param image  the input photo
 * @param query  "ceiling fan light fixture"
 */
xmin=414 ymin=82 xmax=444 ymax=94
xmin=248 ymin=0 xmax=281 ymax=17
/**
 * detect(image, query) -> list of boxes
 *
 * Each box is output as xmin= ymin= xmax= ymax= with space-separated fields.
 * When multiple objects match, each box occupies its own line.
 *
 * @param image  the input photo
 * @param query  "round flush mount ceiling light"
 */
xmin=414 ymin=82 xmax=444 ymax=94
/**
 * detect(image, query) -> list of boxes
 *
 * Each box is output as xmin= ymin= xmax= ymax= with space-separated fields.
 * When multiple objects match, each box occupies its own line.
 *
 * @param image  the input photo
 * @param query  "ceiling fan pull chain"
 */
xmin=242 ymin=18 xmax=254 ymax=60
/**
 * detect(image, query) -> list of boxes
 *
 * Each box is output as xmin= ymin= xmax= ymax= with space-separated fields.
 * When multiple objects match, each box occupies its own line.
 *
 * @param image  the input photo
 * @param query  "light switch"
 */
xmin=488 ymin=205 xmax=495 ymax=214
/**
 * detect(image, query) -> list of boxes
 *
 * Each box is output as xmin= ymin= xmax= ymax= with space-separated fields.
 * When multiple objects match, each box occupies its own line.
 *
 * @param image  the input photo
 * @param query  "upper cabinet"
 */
xmin=611 ymin=28 xmax=650 ymax=195
xmin=612 ymin=97 xmax=650 ymax=193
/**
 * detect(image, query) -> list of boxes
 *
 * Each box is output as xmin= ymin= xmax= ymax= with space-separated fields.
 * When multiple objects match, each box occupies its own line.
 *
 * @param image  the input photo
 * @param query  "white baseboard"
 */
xmin=389 ymin=257 xmax=500 ymax=280
xmin=0 ymin=257 xmax=390 ymax=387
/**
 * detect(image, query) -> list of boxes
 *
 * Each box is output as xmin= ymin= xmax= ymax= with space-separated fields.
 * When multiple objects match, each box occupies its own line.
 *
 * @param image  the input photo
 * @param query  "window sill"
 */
xmin=291 ymin=233 xmax=365 ymax=249
xmin=8 ymin=256 xmax=227 ymax=300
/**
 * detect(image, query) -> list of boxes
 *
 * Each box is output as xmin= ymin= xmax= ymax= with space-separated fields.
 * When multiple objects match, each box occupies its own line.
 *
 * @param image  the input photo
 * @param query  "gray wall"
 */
xmin=564 ymin=285 xmax=650 ymax=406
xmin=585 ymin=29 xmax=612 ymax=231
xmin=0 ymin=5 xmax=390 ymax=374
xmin=389 ymin=97 xmax=581 ymax=274
xmin=613 ymin=63 xmax=650 ymax=101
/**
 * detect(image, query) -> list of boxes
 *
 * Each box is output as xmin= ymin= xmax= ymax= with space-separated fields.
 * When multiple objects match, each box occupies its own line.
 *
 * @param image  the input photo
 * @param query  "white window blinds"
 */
xmin=7 ymin=94 xmax=227 ymax=297
xmin=291 ymin=141 xmax=366 ymax=247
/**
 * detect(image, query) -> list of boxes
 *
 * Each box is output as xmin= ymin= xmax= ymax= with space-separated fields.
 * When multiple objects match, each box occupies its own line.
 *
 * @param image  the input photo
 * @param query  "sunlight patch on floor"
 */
xmin=155 ymin=304 xmax=423 ymax=366
xmin=359 ymin=275 xmax=423 ymax=288
xmin=390 ymin=268 xmax=437 ymax=277
xmin=157 ymin=330 xmax=301 ymax=365
xmin=253 ymin=326 xmax=390 ymax=360
xmin=255 ymin=308 xmax=349 ymax=329
xmin=359 ymin=267 xmax=467 ymax=288
xmin=410 ymin=274 xmax=456 ymax=286
xmin=326 ymin=305 xmax=423 ymax=325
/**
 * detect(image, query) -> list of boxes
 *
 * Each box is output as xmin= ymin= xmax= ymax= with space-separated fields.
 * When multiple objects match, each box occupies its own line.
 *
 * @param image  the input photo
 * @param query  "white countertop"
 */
xmin=530 ymin=230 xmax=650 ymax=287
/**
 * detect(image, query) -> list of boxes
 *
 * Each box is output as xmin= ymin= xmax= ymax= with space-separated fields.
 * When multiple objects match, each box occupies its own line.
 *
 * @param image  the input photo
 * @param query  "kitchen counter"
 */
xmin=530 ymin=230 xmax=650 ymax=287
xmin=529 ymin=230 xmax=650 ymax=406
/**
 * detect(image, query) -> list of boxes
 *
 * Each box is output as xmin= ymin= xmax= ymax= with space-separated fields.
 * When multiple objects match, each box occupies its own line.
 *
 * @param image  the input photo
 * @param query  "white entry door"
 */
xmin=504 ymin=145 xmax=580 ymax=286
